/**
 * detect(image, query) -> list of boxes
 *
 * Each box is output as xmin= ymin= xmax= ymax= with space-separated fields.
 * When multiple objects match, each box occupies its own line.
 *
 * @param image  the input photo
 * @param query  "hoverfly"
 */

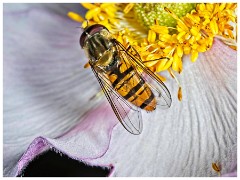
xmin=80 ymin=24 xmax=172 ymax=135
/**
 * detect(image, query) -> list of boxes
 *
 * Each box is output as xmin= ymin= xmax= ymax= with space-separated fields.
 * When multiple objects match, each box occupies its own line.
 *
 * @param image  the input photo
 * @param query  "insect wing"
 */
xmin=91 ymin=67 xmax=143 ymax=135
xmin=114 ymin=40 xmax=172 ymax=109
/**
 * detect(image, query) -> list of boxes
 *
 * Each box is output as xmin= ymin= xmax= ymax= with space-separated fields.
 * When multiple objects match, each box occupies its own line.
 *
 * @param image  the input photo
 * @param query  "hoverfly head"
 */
xmin=80 ymin=24 xmax=109 ymax=48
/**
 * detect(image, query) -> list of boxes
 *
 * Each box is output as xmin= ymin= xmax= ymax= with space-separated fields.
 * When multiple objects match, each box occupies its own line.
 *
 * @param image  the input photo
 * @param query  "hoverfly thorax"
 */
xmin=80 ymin=24 xmax=118 ymax=72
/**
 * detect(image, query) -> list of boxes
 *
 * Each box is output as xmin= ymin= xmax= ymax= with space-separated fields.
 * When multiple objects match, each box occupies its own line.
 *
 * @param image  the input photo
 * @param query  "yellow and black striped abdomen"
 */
xmin=108 ymin=62 xmax=156 ymax=111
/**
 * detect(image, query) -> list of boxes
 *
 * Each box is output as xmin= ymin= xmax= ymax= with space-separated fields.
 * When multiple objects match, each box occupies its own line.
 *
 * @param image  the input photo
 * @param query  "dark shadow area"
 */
xmin=18 ymin=150 xmax=111 ymax=177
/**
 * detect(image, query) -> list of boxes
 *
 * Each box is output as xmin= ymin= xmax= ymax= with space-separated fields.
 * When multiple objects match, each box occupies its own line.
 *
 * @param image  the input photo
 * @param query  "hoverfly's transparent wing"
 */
xmin=91 ymin=67 xmax=143 ymax=135
xmin=114 ymin=39 xmax=172 ymax=109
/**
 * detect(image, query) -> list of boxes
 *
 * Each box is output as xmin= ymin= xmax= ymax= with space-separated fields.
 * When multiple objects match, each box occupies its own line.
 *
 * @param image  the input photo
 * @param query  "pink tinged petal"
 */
xmin=89 ymin=39 xmax=237 ymax=177
xmin=222 ymin=171 xmax=237 ymax=177
xmin=3 ymin=4 xmax=116 ymax=176
xmin=16 ymin=103 xmax=117 ymax=176
xmin=46 ymin=102 xmax=118 ymax=160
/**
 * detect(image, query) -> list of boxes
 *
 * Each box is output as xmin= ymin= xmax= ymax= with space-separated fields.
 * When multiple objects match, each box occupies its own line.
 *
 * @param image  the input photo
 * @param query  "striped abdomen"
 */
xmin=108 ymin=61 xmax=156 ymax=111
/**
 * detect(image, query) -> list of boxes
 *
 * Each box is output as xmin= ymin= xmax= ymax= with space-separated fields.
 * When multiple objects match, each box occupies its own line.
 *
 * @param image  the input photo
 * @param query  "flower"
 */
xmin=68 ymin=3 xmax=237 ymax=101
xmin=3 ymin=3 xmax=237 ymax=177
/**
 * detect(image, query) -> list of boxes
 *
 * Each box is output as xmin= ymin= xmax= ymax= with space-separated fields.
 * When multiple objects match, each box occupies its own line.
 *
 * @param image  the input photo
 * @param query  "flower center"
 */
xmin=134 ymin=3 xmax=196 ymax=29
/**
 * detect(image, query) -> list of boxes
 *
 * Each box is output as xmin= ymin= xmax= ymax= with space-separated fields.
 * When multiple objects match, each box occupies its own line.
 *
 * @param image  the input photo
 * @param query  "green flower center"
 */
xmin=134 ymin=3 xmax=196 ymax=29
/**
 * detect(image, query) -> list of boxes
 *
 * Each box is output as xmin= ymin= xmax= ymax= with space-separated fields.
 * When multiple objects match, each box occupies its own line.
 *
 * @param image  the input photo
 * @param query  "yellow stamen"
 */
xmin=93 ymin=15 xmax=100 ymax=22
xmin=148 ymin=30 xmax=157 ymax=43
xmin=172 ymin=52 xmax=180 ymax=72
xmin=212 ymin=163 xmax=221 ymax=176
xmin=162 ymin=58 xmax=174 ymax=71
xmin=67 ymin=12 xmax=84 ymax=22
xmin=168 ymin=68 xmax=182 ymax=100
xmin=219 ymin=3 xmax=226 ymax=11
xmin=150 ymin=25 xmax=169 ymax=34
xmin=191 ymin=50 xmax=198 ymax=62
xmin=178 ymin=87 xmax=182 ymax=101
xmin=85 ymin=7 xmax=101 ymax=20
xmin=183 ymin=46 xmax=191 ymax=54
xmin=81 ymin=3 xmax=97 ymax=10
xmin=156 ymin=58 xmax=168 ymax=72
xmin=177 ymin=31 xmax=186 ymax=41
xmin=210 ymin=18 xmax=219 ymax=35
xmin=124 ymin=3 xmax=134 ymax=14
xmin=176 ymin=45 xmax=183 ymax=57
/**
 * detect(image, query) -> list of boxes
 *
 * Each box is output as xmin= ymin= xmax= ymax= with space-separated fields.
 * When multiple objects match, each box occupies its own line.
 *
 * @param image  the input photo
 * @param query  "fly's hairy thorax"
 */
xmin=108 ymin=60 xmax=156 ymax=111
xmin=86 ymin=33 xmax=116 ymax=69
